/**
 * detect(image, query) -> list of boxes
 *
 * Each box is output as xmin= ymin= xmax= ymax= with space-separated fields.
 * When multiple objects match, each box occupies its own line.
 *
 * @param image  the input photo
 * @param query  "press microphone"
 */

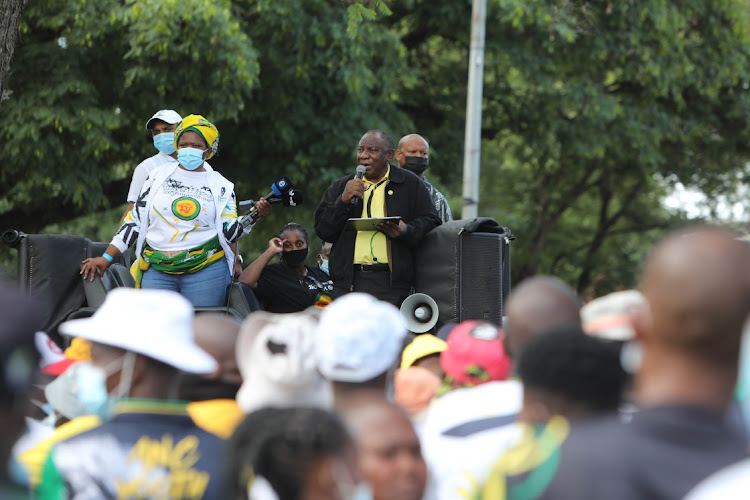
xmin=238 ymin=177 xmax=296 ymax=229
xmin=351 ymin=165 xmax=366 ymax=206
xmin=281 ymin=188 xmax=303 ymax=207
xmin=264 ymin=176 xmax=293 ymax=202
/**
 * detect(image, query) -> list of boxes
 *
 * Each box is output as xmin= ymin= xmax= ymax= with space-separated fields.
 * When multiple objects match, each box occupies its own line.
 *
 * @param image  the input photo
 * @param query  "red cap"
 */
xmin=440 ymin=321 xmax=511 ymax=385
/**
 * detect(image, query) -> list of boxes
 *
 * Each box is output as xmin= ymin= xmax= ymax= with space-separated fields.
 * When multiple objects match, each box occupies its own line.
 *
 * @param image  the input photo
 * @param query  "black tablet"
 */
xmin=346 ymin=216 xmax=402 ymax=232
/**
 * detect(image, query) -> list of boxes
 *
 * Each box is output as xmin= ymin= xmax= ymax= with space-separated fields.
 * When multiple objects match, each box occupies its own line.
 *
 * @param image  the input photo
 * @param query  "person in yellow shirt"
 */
xmin=314 ymin=130 xmax=441 ymax=307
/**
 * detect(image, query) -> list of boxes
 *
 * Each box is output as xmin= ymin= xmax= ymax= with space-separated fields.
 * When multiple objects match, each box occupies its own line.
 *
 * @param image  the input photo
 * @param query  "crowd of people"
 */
xmin=2 ymin=109 xmax=750 ymax=500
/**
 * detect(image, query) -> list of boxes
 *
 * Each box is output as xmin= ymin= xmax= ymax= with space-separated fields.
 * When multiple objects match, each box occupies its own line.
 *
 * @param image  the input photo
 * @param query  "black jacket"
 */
xmin=314 ymin=166 xmax=441 ymax=292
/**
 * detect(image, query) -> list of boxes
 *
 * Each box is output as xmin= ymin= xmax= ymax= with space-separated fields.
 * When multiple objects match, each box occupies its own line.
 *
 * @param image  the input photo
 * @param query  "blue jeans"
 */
xmin=141 ymin=260 xmax=230 ymax=307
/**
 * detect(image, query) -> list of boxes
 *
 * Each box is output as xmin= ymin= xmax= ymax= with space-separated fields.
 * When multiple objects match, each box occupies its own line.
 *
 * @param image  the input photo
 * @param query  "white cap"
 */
xmin=145 ymin=109 xmax=182 ymax=130
xmin=581 ymin=290 xmax=646 ymax=342
xmin=315 ymin=293 xmax=407 ymax=382
xmin=236 ymin=309 xmax=332 ymax=412
xmin=59 ymin=288 xmax=217 ymax=374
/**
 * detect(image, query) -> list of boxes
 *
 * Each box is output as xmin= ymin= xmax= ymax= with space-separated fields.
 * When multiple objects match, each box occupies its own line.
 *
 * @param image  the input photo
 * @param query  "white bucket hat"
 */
xmin=314 ymin=293 xmax=407 ymax=382
xmin=145 ymin=109 xmax=182 ymax=130
xmin=59 ymin=288 xmax=217 ymax=374
xmin=236 ymin=308 xmax=332 ymax=412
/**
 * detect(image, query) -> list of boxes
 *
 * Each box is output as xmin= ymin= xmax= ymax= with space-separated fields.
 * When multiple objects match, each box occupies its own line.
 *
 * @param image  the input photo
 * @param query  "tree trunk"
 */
xmin=0 ymin=0 xmax=27 ymax=103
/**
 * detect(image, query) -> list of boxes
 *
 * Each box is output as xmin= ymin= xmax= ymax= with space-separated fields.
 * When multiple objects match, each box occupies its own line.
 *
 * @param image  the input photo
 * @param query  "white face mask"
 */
xmin=45 ymin=361 xmax=110 ymax=419
xmin=44 ymin=352 xmax=136 ymax=420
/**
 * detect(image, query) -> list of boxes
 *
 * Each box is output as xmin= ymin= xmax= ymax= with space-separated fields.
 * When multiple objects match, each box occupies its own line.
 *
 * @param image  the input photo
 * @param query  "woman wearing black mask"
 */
xmin=239 ymin=223 xmax=334 ymax=312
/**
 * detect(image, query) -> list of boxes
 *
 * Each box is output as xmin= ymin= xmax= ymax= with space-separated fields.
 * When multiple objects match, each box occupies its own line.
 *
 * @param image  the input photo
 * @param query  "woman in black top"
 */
xmin=239 ymin=223 xmax=333 ymax=312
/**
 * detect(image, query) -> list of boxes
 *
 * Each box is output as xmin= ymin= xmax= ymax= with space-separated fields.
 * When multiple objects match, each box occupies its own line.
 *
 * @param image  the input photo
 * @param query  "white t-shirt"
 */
xmin=127 ymin=152 xmax=213 ymax=202
xmin=420 ymin=380 xmax=523 ymax=500
xmin=144 ymin=168 xmax=218 ymax=252
xmin=127 ymin=152 xmax=176 ymax=202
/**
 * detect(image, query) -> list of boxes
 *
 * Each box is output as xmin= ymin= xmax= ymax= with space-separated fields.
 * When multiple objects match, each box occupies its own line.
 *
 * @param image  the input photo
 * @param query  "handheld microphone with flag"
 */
xmin=351 ymin=165 xmax=366 ymax=206
xmin=238 ymin=177 xmax=298 ymax=229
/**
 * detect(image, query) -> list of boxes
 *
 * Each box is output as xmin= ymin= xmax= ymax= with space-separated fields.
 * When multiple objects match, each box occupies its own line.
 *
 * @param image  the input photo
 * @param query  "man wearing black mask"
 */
xmin=396 ymin=134 xmax=453 ymax=223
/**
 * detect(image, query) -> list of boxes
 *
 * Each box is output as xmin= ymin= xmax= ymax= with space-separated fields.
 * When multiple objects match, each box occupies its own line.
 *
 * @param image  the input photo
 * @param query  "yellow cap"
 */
xmin=400 ymin=334 xmax=447 ymax=369
xmin=63 ymin=337 xmax=92 ymax=361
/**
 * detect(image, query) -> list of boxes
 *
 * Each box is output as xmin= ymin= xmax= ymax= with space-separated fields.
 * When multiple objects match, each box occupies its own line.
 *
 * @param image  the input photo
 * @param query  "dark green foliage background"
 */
xmin=3 ymin=0 xmax=750 ymax=296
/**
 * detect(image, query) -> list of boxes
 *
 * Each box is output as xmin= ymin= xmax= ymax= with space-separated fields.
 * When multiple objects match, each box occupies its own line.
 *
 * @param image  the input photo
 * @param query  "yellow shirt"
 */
xmin=354 ymin=166 xmax=390 ymax=264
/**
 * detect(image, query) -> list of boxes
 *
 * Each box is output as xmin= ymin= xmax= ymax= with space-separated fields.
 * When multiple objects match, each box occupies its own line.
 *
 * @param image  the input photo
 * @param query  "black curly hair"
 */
xmin=517 ymin=324 xmax=627 ymax=413
xmin=223 ymin=406 xmax=352 ymax=500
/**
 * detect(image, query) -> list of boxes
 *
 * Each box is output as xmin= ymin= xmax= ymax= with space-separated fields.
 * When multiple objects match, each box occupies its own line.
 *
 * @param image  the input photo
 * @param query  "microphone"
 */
xmin=238 ymin=182 xmax=302 ymax=230
xmin=351 ymin=165 xmax=366 ymax=206
xmin=262 ymin=188 xmax=304 ymax=207
xmin=264 ymin=176 xmax=293 ymax=202
xmin=281 ymin=188 xmax=303 ymax=207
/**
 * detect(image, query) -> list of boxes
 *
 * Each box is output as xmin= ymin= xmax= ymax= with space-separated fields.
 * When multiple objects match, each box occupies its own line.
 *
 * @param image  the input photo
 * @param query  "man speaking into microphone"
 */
xmin=314 ymin=130 xmax=441 ymax=307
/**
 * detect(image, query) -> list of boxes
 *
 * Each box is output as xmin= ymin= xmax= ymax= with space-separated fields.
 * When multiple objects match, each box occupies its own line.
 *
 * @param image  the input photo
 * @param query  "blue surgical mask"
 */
xmin=177 ymin=147 xmax=206 ymax=171
xmin=45 ymin=354 xmax=135 ymax=420
xmin=153 ymin=132 xmax=176 ymax=155
xmin=319 ymin=259 xmax=329 ymax=275
xmin=45 ymin=361 xmax=112 ymax=419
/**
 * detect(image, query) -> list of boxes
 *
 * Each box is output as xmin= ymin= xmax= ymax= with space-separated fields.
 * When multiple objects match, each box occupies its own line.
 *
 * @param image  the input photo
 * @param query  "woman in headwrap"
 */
xmin=81 ymin=114 xmax=270 ymax=307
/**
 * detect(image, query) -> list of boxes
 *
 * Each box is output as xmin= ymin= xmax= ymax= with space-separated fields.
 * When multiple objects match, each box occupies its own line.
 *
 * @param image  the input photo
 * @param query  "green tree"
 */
xmin=1 ymin=0 xmax=259 ymax=232
xmin=484 ymin=0 xmax=750 ymax=291
xmin=382 ymin=0 xmax=750 ymax=293
xmin=1 ymin=0 xmax=413 ymax=262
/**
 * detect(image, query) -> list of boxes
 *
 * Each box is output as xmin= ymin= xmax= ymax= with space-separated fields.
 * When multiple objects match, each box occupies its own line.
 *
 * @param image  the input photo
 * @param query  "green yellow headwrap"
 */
xmin=174 ymin=114 xmax=220 ymax=159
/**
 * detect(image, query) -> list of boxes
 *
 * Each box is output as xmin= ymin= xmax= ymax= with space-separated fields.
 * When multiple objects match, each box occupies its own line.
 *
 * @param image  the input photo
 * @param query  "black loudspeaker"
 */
xmin=414 ymin=218 xmax=513 ymax=328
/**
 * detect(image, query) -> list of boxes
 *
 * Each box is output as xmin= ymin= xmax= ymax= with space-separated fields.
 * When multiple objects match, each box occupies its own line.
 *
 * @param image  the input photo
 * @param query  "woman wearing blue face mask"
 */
xmin=239 ymin=223 xmax=334 ymax=312
xmin=81 ymin=114 xmax=271 ymax=307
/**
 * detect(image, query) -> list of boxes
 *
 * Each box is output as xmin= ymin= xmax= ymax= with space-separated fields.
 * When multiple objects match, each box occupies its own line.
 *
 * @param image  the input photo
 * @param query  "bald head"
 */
xmin=396 ymin=134 xmax=430 ymax=176
xmin=397 ymin=134 xmax=429 ymax=152
xmin=504 ymin=276 xmax=581 ymax=357
xmin=638 ymin=227 xmax=750 ymax=364
xmin=192 ymin=313 xmax=242 ymax=385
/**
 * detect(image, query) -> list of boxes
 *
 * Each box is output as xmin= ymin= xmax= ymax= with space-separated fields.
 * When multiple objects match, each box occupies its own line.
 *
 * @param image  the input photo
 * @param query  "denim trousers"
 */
xmin=141 ymin=260 xmax=230 ymax=307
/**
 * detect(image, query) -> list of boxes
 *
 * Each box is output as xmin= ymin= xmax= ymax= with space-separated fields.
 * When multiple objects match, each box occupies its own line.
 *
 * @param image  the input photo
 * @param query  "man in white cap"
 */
xmin=36 ymin=288 xmax=225 ymax=500
xmin=119 ymin=109 xmax=215 ymax=226
xmin=314 ymin=293 xmax=407 ymax=405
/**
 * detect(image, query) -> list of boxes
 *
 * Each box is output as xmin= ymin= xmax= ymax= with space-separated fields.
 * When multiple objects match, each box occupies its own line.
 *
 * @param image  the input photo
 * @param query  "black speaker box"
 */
xmin=414 ymin=218 xmax=512 ymax=328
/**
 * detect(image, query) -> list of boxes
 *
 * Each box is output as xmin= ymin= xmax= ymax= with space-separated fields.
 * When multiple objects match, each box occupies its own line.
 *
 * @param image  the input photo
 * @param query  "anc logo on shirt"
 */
xmin=172 ymin=197 xmax=201 ymax=221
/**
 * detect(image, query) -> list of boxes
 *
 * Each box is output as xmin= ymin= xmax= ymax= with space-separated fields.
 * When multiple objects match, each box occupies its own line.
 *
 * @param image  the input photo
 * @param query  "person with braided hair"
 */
xmin=239 ymin=223 xmax=334 ymax=312
xmin=224 ymin=406 xmax=365 ymax=500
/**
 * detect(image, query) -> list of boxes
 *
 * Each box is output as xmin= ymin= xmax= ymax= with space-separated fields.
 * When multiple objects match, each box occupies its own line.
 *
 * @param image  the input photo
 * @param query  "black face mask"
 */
xmin=281 ymin=247 xmax=309 ymax=266
xmin=403 ymin=156 xmax=429 ymax=176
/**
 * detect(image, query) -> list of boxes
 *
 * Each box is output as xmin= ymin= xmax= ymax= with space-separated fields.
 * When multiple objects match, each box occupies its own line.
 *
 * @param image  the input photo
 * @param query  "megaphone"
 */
xmin=400 ymin=293 xmax=439 ymax=333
